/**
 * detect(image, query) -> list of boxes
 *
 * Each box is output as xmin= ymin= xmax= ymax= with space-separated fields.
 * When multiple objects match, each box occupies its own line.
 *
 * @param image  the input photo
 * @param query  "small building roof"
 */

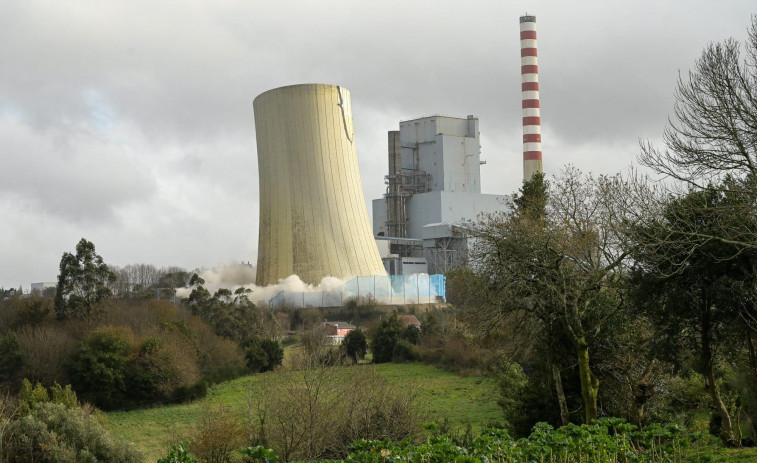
xmin=324 ymin=321 xmax=356 ymax=329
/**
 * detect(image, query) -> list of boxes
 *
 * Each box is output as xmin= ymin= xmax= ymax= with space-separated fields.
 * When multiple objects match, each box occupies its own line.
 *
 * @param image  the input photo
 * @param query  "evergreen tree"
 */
xmin=341 ymin=328 xmax=367 ymax=363
xmin=54 ymin=238 xmax=115 ymax=320
xmin=631 ymin=182 xmax=757 ymax=446
xmin=371 ymin=316 xmax=402 ymax=363
xmin=0 ymin=332 xmax=23 ymax=384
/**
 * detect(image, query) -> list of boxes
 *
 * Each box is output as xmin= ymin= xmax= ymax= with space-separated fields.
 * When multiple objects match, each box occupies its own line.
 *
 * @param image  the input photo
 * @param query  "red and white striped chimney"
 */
xmin=520 ymin=14 xmax=543 ymax=182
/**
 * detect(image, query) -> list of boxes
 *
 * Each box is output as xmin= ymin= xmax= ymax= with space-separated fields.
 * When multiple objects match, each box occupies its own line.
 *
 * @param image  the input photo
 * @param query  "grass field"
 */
xmin=104 ymin=362 xmax=757 ymax=462
xmin=106 ymin=363 xmax=501 ymax=461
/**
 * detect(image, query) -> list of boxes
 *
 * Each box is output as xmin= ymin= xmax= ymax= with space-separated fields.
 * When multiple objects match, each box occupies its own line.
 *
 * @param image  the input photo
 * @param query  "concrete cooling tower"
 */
xmin=253 ymin=83 xmax=386 ymax=286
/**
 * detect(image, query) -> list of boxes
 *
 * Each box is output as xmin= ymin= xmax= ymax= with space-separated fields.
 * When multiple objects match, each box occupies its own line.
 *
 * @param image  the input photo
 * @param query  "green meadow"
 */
xmin=106 ymin=363 xmax=501 ymax=461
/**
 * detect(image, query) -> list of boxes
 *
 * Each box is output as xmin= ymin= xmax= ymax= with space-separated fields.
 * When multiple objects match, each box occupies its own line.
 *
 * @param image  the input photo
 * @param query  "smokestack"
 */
xmin=520 ymin=14 xmax=543 ymax=182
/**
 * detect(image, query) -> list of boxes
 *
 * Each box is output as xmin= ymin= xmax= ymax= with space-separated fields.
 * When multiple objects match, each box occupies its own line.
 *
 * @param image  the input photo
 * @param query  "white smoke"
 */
xmin=243 ymin=274 xmax=349 ymax=305
xmin=175 ymin=263 xmax=348 ymax=304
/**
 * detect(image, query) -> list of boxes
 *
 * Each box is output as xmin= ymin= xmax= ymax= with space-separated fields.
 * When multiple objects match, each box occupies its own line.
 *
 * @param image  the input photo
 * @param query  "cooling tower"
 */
xmin=253 ymin=83 xmax=386 ymax=286
xmin=520 ymin=14 xmax=544 ymax=182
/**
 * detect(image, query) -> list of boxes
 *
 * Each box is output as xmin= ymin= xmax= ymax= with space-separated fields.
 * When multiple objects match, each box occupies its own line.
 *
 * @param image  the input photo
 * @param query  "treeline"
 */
xmin=0 ymin=260 xmax=282 ymax=411
xmin=108 ymin=263 xmax=192 ymax=299
xmin=448 ymin=18 xmax=757 ymax=446
xmin=445 ymin=17 xmax=757 ymax=448
xmin=0 ymin=287 xmax=24 ymax=300
xmin=446 ymin=169 xmax=757 ymax=445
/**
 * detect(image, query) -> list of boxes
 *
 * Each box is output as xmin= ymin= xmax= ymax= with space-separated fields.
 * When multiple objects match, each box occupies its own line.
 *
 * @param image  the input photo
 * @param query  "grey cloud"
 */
xmin=1 ymin=0 xmax=755 ymax=289
xmin=0 ymin=118 xmax=155 ymax=221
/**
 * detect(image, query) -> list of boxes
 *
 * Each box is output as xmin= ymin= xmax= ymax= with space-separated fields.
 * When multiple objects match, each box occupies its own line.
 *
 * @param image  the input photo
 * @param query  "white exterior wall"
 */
xmin=399 ymin=116 xmax=481 ymax=194
xmin=441 ymin=135 xmax=481 ymax=193
xmin=405 ymin=191 xmax=507 ymax=239
xmin=372 ymin=114 xmax=508 ymax=245
xmin=400 ymin=257 xmax=428 ymax=275
xmin=405 ymin=193 xmax=443 ymax=239
xmin=30 ymin=282 xmax=56 ymax=296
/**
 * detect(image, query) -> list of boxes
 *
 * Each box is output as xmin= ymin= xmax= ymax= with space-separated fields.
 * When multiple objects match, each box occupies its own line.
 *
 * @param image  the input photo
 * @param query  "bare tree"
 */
xmin=639 ymin=16 xmax=757 ymax=251
xmin=0 ymin=391 xmax=18 ymax=460
xmin=15 ymin=325 xmax=76 ymax=386
xmin=190 ymin=401 xmax=246 ymax=463
xmin=641 ymin=17 xmax=757 ymax=187
xmin=632 ymin=19 xmax=757 ymax=445
xmin=253 ymin=366 xmax=422 ymax=461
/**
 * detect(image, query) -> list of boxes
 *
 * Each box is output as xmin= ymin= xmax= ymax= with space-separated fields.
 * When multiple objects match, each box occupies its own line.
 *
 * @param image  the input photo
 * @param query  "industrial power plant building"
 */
xmin=252 ymin=84 xmax=448 ymax=306
xmin=371 ymin=14 xmax=544 ymax=275
xmin=253 ymin=14 xmax=542 ymax=295
xmin=372 ymin=115 xmax=508 ymax=274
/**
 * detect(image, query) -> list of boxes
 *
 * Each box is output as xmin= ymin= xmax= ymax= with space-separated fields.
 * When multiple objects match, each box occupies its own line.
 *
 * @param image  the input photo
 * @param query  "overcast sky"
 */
xmin=1 ymin=0 xmax=754 ymax=290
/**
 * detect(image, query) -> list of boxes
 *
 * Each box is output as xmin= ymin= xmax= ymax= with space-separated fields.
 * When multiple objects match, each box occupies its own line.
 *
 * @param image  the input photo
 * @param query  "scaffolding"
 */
xmin=384 ymin=131 xmax=431 ymax=239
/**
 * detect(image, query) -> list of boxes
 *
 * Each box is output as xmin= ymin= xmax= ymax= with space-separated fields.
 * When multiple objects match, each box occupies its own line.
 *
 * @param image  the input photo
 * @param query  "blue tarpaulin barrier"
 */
xmin=268 ymin=274 xmax=446 ymax=308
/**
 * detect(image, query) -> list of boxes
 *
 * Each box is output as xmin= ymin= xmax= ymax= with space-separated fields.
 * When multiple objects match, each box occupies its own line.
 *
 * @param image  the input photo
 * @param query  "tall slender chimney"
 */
xmin=520 ymin=14 xmax=543 ymax=182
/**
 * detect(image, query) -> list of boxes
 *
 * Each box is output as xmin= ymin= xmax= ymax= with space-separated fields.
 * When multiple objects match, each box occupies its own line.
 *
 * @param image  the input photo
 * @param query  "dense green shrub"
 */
xmin=493 ymin=362 xmax=532 ymax=433
xmin=0 ymin=331 xmax=23 ymax=385
xmin=243 ymin=337 xmax=268 ymax=372
xmin=16 ymin=379 xmax=50 ymax=415
xmin=260 ymin=339 xmax=284 ymax=371
xmin=172 ymin=380 xmax=208 ymax=403
xmin=202 ymin=365 xmax=250 ymax=385
xmin=65 ymin=326 xmax=216 ymax=408
xmin=16 ymin=380 xmax=79 ymax=415
xmin=341 ymin=328 xmax=367 ymax=363
xmin=371 ymin=316 xmax=402 ymax=363
xmin=65 ymin=331 xmax=131 ymax=409
xmin=391 ymin=339 xmax=418 ymax=362
xmin=6 ymin=402 xmax=142 ymax=463
xmin=402 ymin=325 xmax=421 ymax=345
xmin=3 ymin=281 xmax=262 ymax=411
xmin=161 ymin=418 xmax=703 ymax=463
xmin=128 ymin=336 xmax=183 ymax=404
xmin=243 ymin=337 xmax=284 ymax=373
